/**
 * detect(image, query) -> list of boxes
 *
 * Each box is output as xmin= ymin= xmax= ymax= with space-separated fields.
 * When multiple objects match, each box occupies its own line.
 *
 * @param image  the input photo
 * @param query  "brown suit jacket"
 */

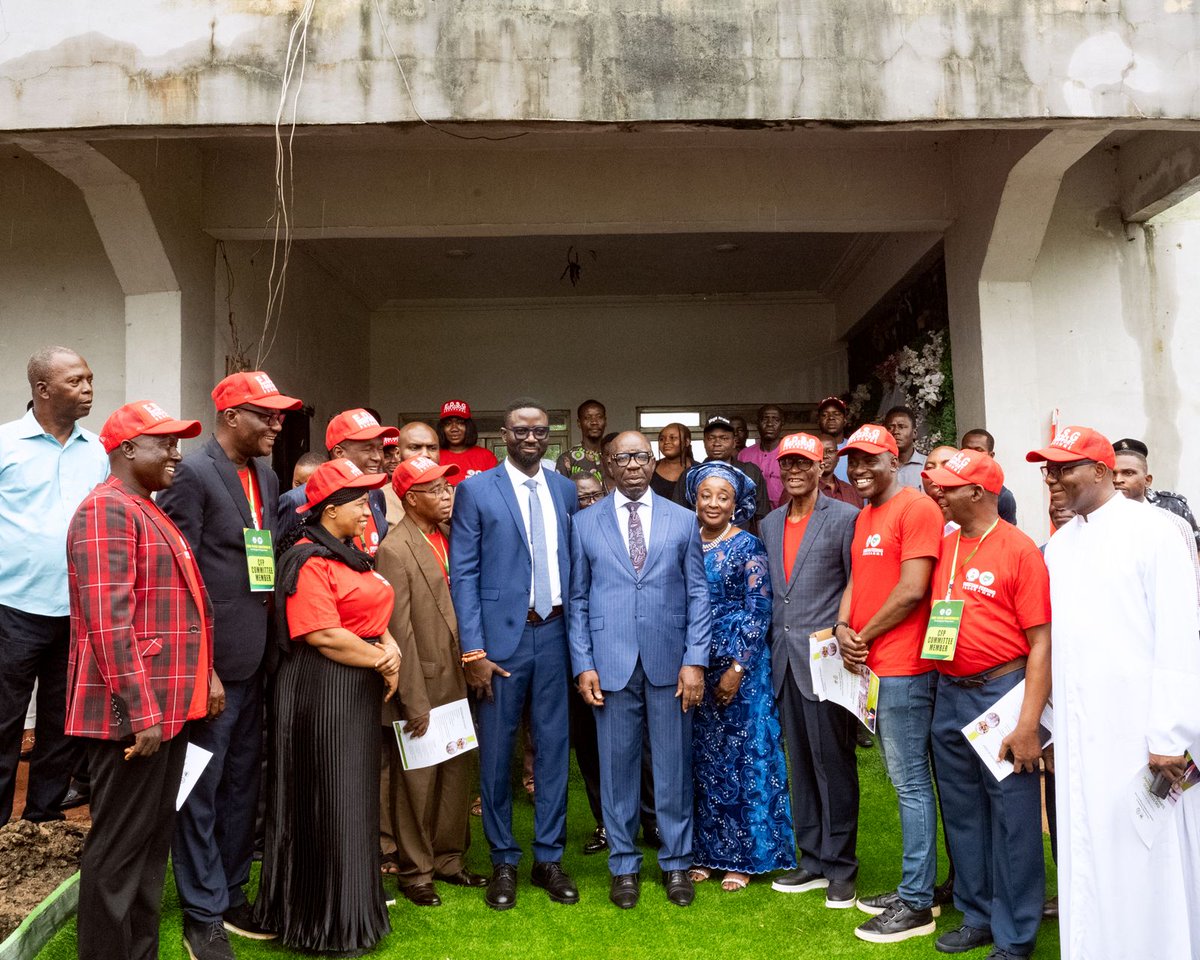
xmin=376 ymin=514 xmax=466 ymax=725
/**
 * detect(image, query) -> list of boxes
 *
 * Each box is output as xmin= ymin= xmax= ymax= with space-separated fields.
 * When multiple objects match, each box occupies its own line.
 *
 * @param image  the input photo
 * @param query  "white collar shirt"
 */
xmin=613 ymin=487 xmax=654 ymax=555
xmin=503 ymin=457 xmax=563 ymax=607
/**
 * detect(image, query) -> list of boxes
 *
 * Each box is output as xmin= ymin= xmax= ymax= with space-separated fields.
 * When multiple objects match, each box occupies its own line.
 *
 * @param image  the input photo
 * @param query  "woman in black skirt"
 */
xmin=255 ymin=458 xmax=402 ymax=956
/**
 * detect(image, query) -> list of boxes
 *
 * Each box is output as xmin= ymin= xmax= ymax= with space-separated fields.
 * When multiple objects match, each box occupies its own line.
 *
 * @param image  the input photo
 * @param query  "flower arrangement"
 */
xmin=848 ymin=330 xmax=956 ymax=445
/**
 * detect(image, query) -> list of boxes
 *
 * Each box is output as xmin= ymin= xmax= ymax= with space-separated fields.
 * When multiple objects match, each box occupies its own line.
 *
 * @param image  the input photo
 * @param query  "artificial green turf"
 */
xmin=35 ymin=746 xmax=1059 ymax=959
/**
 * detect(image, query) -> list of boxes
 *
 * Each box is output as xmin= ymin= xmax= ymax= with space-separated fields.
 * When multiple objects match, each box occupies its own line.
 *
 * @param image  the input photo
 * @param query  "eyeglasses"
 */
xmin=236 ymin=406 xmax=284 ymax=427
xmin=413 ymin=483 xmax=452 ymax=499
xmin=610 ymin=452 xmax=653 ymax=466
xmin=505 ymin=425 xmax=550 ymax=440
xmin=1040 ymin=460 xmax=1094 ymax=481
xmin=578 ymin=492 xmax=604 ymax=505
xmin=779 ymin=458 xmax=819 ymax=474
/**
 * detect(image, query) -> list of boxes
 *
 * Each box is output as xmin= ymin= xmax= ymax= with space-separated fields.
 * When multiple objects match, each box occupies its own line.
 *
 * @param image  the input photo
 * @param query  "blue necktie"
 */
xmin=525 ymin=479 xmax=552 ymax=618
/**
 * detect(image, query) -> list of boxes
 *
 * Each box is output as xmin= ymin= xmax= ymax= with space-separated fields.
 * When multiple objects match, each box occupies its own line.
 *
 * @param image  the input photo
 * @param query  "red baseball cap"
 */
xmin=325 ymin=409 xmax=401 ymax=450
xmin=838 ymin=424 xmax=899 ymax=457
xmin=99 ymin=400 xmax=202 ymax=453
xmin=391 ymin=455 xmax=461 ymax=498
xmin=776 ymin=432 xmax=824 ymax=462
xmin=817 ymin=395 xmax=848 ymax=413
xmin=921 ymin=448 xmax=1005 ymax=495
xmin=297 ymin=458 xmax=387 ymax=513
xmin=211 ymin=371 xmax=302 ymax=412
xmin=382 ymin=434 xmax=399 ymax=448
xmin=1025 ymin=426 xmax=1116 ymax=469
xmin=440 ymin=400 xmax=471 ymax=420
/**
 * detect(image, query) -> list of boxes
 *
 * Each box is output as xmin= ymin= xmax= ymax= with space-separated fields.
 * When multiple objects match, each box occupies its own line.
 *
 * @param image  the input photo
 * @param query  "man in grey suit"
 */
xmin=759 ymin=432 xmax=861 ymax=908
xmin=569 ymin=431 xmax=711 ymax=910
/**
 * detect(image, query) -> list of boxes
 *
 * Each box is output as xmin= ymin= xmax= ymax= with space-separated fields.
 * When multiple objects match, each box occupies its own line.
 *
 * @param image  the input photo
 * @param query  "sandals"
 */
xmin=721 ymin=872 xmax=750 ymax=891
xmin=20 ymin=730 xmax=35 ymax=760
xmin=687 ymin=867 xmax=712 ymax=883
xmin=380 ymin=862 xmax=400 ymax=876
xmin=470 ymin=795 xmax=482 ymax=817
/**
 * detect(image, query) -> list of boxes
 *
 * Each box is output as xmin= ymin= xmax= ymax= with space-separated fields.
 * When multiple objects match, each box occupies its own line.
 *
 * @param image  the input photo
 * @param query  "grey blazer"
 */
xmin=760 ymin=495 xmax=859 ymax=700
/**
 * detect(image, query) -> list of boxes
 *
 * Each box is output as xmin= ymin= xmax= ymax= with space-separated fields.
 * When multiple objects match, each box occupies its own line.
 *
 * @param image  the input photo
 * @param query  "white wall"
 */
xmin=0 ymin=151 xmax=125 ymax=425
xmin=369 ymin=296 xmax=844 ymax=436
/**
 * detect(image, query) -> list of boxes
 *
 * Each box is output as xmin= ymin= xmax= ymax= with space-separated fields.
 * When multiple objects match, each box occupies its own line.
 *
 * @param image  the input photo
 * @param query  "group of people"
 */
xmin=1 ymin=345 xmax=1197 ymax=960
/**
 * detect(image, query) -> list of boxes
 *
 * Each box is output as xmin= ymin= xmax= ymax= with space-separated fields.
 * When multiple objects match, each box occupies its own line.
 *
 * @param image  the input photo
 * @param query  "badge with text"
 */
xmin=243 ymin=528 xmax=275 ymax=592
xmin=921 ymin=599 xmax=963 ymax=660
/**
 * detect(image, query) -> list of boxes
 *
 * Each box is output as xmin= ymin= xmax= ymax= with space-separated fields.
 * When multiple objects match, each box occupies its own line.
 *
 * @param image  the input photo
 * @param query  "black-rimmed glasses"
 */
xmin=1039 ymin=459 xmax=1094 ymax=481
xmin=505 ymin=425 xmax=550 ymax=440
xmin=610 ymin=452 xmax=653 ymax=466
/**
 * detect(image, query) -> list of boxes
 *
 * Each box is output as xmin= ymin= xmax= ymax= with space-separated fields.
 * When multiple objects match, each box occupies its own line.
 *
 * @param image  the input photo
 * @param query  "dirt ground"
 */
xmin=0 ymin=759 xmax=90 ymax=942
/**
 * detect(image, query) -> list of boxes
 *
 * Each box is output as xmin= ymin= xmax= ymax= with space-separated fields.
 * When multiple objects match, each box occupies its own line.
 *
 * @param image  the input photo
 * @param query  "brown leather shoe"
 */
xmin=400 ymin=883 xmax=442 ymax=907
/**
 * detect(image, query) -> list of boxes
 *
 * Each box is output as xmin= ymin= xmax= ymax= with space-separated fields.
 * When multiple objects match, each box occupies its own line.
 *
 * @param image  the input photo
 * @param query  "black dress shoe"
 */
xmin=609 ymin=873 xmax=640 ymax=909
xmin=400 ymin=883 xmax=442 ymax=907
xmin=434 ymin=869 xmax=488 ymax=888
xmin=531 ymin=862 xmax=579 ymax=904
xmin=582 ymin=825 xmax=608 ymax=856
xmin=662 ymin=869 xmax=695 ymax=907
xmin=641 ymin=825 xmax=662 ymax=848
xmin=485 ymin=864 xmax=518 ymax=911
xmin=60 ymin=782 xmax=90 ymax=810
xmin=856 ymin=728 xmax=874 ymax=748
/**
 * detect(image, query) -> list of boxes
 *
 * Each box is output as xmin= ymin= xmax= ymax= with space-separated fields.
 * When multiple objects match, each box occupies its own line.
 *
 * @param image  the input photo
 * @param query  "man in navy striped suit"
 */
xmin=569 ymin=431 xmax=712 ymax=910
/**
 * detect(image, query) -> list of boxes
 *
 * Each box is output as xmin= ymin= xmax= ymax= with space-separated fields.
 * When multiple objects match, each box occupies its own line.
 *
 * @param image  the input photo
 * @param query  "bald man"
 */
xmin=384 ymin=423 xmax=440 ymax=525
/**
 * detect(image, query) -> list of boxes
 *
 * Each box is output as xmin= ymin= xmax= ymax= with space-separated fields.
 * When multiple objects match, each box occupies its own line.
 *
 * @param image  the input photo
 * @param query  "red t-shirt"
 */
xmin=421 ymin=528 xmax=450 ymax=584
xmin=237 ymin=467 xmax=264 ymax=529
xmin=358 ymin=512 xmax=381 ymax=557
xmin=849 ymin=486 xmax=944 ymax=677
xmin=782 ymin=512 xmax=812 ymax=583
xmin=440 ymin=446 xmax=499 ymax=485
xmin=930 ymin=521 xmax=1051 ymax=676
xmin=287 ymin=545 xmax=395 ymax=640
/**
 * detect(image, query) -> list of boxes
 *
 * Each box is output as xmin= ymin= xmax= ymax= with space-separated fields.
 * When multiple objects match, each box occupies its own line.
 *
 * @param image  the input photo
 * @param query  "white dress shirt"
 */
xmin=503 ymin=457 xmax=563 ymax=607
xmin=613 ymin=487 xmax=654 ymax=555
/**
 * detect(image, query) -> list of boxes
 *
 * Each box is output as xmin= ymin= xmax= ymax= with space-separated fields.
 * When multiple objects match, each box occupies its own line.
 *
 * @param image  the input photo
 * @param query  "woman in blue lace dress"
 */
xmin=685 ymin=462 xmax=796 ymax=891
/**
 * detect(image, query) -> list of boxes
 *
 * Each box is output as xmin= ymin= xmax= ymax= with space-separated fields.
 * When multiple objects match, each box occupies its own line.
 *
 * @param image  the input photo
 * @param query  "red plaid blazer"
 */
xmin=65 ymin=476 xmax=214 ymax=741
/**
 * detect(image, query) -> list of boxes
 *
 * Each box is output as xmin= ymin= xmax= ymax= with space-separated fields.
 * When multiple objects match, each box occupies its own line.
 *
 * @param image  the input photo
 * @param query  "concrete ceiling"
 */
xmin=300 ymin=231 xmax=874 ymax=305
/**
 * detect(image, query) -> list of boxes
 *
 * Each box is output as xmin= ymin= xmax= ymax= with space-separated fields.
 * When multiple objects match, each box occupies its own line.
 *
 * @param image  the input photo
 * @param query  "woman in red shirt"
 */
xmin=254 ymin=459 xmax=401 ymax=955
xmin=436 ymin=399 xmax=498 ymax=485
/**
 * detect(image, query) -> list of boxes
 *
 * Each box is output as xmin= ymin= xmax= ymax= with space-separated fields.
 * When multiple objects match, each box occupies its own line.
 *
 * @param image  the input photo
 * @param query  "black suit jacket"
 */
xmin=157 ymin=436 xmax=280 ymax=681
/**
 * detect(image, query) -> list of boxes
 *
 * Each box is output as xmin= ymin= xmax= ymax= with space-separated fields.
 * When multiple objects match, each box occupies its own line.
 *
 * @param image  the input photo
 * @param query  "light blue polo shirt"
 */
xmin=0 ymin=410 xmax=109 ymax=617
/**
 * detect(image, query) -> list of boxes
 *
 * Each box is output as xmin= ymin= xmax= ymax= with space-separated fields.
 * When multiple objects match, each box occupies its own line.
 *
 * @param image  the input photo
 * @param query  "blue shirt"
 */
xmin=0 ymin=410 xmax=108 ymax=616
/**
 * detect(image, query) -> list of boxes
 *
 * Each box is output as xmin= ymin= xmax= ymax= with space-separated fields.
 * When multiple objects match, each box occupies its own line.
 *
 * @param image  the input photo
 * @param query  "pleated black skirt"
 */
xmin=254 ymin=643 xmax=390 ymax=954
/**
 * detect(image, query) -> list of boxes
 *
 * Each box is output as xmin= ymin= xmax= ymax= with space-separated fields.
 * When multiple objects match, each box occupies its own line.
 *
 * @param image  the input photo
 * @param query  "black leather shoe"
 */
xmin=60 ymin=782 xmax=90 ymax=810
xmin=400 ymin=883 xmax=442 ymax=907
xmin=641 ymin=825 xmax=662 ymax=848
xmin=1042 ymin=895 xmax=1058 ymax=919
xmin=609 ymin=873 xmax=640 ymax=909
xmin=662 ymin=869 xmax=695 ymax=907
xmin=935 ymin=925 xmax=993 ymax=954
xmin=531 ymin=862 xmax=579 ymax=904
xmin=582 ymin=825 xmax=608 ymax=855
xmin=485 ymin=864 xmax=518 ymax=911
xmin=434 ymin=869 xmax=488 ymax=888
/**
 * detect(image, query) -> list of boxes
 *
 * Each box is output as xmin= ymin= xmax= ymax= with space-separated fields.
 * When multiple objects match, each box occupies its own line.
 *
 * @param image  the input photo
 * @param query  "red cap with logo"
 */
xmin=391 ymin=455 xmax=461 ymax=498
xmin=776 ymin=432 xmax=824 ymax=462
xmin=440 ymin=400 xmax=471 ymax=420
xmin=99 ymin=400 xmax=202 ymax=453
xmin=325 ymin=409 xmax=401 ymax=450
xmin=297 ymin=458 xmax=387 ymax=514
xmin=382 ymin=435 xmax=399 ymax=448
xmin=1025 ymin=426 xmax=1116 ymax=469
xmin=922 ymin=448 xmax=1005 ymax=495
xmin=211 ymin=371 xmax=302 ymax=413
xmin=817 ymin=395 xmax=848 ymax=413
xmin=838 ymin=424 xmax=899 ymax=458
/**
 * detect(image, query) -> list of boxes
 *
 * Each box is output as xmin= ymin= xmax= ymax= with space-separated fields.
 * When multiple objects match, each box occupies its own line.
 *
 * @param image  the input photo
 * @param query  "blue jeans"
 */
xmin=875 ymin=671 xmax=937 ymax=909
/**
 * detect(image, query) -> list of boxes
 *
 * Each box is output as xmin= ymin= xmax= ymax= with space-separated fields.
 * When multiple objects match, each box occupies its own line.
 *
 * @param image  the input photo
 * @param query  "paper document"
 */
xmin=176 ymin=742 xmax=214 ymax=810
xmin=394 ymin=698 xmax=478 ymax=771
xmin=808 ymin=629 xmax=879 ymax=733
xmin=1129 ymin=753 xmax=1198 ymax=849
xmin=961 ymin=680 xmax=1053 ymax=782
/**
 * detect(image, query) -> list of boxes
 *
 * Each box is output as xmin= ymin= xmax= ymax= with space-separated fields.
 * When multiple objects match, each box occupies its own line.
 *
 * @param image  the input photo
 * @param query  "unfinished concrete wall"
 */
xmin=0 ymin=150 xmax=126 ymax=423
xmin=3 ymin=0 xmax=1200 ymax=130
xmin=218 ymin=240 xmax=372 ymax=431
xmin=369 ymin=296 xmax=844 ymax=432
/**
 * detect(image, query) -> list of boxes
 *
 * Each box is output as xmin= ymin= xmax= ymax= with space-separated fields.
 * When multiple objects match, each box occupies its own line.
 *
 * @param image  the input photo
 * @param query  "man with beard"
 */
xmin=450 ymin=399 xmax=580 ymax=911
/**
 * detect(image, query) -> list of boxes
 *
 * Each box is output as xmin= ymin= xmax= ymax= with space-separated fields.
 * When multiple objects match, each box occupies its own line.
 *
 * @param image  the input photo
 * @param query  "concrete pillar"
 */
xmin=13 ymin=137 xmax=182 ymax=411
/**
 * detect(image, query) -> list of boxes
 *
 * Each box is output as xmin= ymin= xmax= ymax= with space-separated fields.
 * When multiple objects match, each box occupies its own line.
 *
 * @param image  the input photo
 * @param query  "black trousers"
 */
xmin=0 ymin=604 xmax=82 ymax=824
xmin=776 ymin=665 xmax=860 ymax=882
xmin=78 ymin=731 xmax=189 ymax=960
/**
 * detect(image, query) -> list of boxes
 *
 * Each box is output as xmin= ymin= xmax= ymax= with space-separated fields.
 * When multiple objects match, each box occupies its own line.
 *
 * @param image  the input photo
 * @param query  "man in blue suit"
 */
xmin=570 ymin=431 xmax=711 ymax=909
xmin=449 ymin=399 xmax=580 ymax=911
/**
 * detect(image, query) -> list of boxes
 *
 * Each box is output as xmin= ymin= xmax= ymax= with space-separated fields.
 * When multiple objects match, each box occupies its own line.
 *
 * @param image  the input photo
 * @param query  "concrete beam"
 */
xmin=1119 ymin=131 xmax=1200 ymax=223
xmin=832 ymin=232 xmax=943 ymax=340
xmin=15 ymin=137 xmax=182 ymax=409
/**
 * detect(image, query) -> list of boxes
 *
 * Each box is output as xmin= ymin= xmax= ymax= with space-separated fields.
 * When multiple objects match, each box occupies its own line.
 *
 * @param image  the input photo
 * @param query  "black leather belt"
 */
xmin=527 ymin=605 xmax=563 ymax=624
xmin=946 ymin=655 xmax=1027 ymax=689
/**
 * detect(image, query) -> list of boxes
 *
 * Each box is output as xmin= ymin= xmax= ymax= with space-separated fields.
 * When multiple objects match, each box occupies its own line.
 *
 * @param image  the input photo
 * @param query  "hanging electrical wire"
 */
xmin=257 ymin=0 xmax=317 ymax=368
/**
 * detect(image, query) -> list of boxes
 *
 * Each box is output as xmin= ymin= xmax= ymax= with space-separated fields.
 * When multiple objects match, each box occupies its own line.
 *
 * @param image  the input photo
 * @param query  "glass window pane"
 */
xmin=640 ymin=410 xmax=701 ymax=429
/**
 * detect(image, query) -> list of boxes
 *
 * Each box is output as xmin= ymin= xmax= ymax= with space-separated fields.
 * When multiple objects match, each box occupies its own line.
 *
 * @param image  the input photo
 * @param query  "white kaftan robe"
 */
xmin=1044 ymin=494 xmax=1200 ymax=960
